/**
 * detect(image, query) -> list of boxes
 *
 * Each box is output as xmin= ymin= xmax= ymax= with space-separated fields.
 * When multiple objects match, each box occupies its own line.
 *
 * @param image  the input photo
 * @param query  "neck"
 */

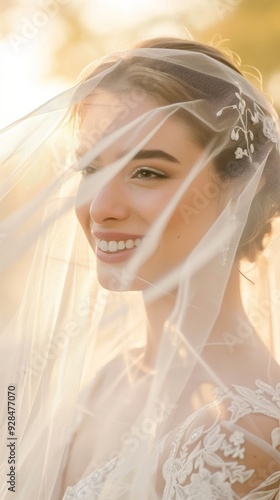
xmin=144 ymin=293 xmax=176 ymax=365
xmin=142 ymin=262 xmax=250 ymax=366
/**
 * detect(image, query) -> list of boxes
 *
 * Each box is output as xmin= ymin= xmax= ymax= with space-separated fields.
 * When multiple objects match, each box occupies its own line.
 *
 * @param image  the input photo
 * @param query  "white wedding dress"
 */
xmin=60 ymin=352 xmax=280 ymax=499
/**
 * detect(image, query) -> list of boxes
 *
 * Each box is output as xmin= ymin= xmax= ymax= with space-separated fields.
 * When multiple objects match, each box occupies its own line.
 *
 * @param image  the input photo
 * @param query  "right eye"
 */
xmin=81 ymin=165 xmax=97 ymax=176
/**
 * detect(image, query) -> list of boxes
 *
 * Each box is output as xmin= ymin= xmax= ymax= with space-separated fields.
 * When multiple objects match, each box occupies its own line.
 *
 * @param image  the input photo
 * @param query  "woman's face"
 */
xmin=75 ymin=91 xmax=220 ymax=291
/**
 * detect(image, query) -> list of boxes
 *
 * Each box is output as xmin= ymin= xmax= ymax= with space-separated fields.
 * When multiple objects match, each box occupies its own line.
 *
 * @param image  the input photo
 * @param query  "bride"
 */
xmin=0 ymin=37 xmax=279 ymax=499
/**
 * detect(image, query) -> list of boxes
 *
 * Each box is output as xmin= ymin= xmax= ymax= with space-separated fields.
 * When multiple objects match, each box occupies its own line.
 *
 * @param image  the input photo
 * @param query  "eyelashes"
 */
xmin=78 ymin=165 xmax=168 ymax=180
xmin=131 ymin=167 xmax=168 ymax=180
xmin=80 ymin=165 xmax=97 ymax=176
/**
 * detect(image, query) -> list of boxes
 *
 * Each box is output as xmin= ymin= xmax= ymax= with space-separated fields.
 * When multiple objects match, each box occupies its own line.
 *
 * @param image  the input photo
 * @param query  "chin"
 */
xmin=96 ymin=266 xmax=144 ymax=292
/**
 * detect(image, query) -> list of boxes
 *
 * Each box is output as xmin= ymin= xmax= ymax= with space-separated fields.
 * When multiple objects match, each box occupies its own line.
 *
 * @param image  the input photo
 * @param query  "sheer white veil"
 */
xmin=0 ymin=39 xmax=280 ymax=499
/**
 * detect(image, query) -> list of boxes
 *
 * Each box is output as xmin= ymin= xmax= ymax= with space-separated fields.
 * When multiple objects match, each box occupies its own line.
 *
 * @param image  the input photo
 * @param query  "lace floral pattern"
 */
xmin=63 ymin=380 xmax=280 ymax=499
xmin=63 ymin=457 xmax=119 ymax=499
xmin=216 ymin=83 xmax=279 ymax=161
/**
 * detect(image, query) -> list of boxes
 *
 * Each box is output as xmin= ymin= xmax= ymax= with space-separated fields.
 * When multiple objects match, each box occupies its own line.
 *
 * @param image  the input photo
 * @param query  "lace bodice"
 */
xmin=62 ymin=380 xmax=280 ymax=499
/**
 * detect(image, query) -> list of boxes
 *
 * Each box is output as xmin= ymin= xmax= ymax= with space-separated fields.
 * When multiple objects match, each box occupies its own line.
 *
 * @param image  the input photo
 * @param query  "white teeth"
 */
xmin=125 ymin=239 xmax=134 ymax=249
xmin=108 ymin=241 xmax=118 ymax=252
xmin=100 ymin=240 xmax=108 ymax=252
xmin=96 ymin=237 xmax=142 ymax=253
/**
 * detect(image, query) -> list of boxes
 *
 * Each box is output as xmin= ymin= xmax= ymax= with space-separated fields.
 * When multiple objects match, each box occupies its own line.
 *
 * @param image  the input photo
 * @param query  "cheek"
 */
xmin=160 ymin=182 xmax=219 ymax=258
xmin=75 ymin=185 xmax=90 ymax=234
xmin=129 ymin=187 xmax=173 ymax=223
xmin=75 ymin=204 xmax=87 ymax=228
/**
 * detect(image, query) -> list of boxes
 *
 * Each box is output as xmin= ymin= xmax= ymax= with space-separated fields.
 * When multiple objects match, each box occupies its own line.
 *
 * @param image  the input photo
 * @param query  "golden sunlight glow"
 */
xmin=0 ymin=42 xmax=36 ymax=128
xmin=97 ymin=0 xmax=152 ymax=15
xmin=94 ymin=0 xmax=159 ymax=29
xmin=0 ymin=41 xmax=71 ymax=129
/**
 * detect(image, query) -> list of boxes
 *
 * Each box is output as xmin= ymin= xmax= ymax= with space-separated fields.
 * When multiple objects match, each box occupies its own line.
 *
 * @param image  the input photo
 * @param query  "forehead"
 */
xmin=76 ymin=90 xmax=197 ymax=158
xmin=78 ymin=90 xmax=158 ymax=138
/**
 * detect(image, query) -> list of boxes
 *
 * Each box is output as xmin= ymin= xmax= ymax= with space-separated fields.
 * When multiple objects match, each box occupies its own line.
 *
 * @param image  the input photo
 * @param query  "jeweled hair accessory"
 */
xmin=217 ymin=83 xmax=278 ymax=160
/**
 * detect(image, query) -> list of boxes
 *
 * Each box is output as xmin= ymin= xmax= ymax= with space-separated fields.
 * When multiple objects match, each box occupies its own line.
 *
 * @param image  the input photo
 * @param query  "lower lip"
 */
xmin=95 ymin=246 xmax=138 ymax=263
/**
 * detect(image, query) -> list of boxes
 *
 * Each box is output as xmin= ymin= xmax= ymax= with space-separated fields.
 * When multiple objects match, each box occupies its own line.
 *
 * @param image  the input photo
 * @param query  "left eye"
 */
xmin=131 ymin=167 xmax=167 ymax=180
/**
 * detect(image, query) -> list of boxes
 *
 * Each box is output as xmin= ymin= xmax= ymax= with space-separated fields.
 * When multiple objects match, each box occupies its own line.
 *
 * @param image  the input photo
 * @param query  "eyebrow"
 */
xmin=130 ymin=150 xmax=180 ymax=164
xmin=75 ymin=148 xmax=180 ymax=164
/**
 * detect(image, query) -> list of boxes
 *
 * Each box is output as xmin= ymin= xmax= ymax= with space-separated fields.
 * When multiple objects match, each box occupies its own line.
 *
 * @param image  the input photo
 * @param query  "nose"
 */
xmin=89 ymin=175 xmax=130 ymax=224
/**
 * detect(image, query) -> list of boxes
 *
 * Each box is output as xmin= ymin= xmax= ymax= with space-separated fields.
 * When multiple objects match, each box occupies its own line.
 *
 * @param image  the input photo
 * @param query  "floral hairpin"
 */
xmin=216 ymin=83 xmax=278 ymax=160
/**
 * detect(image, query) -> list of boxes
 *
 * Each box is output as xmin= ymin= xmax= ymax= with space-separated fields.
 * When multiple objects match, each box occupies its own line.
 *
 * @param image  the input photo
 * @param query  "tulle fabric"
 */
xmin=0 ymin=46 xmax=279 ymax=499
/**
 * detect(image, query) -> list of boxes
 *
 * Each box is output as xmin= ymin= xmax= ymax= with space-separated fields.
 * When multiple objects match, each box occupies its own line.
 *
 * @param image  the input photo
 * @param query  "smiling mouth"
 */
xmin=95 ymin=237 xmax=143 ymax=253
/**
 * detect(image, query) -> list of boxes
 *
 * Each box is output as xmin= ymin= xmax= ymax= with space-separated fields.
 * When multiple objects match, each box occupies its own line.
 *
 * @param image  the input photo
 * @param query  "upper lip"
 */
xmin=92 ymin=231 xmax=145 ymax=241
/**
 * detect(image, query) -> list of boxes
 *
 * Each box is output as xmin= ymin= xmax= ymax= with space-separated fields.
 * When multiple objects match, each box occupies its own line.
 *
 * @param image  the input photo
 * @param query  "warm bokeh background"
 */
xmin=0 ymin=0 xmax=280 ymax=128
